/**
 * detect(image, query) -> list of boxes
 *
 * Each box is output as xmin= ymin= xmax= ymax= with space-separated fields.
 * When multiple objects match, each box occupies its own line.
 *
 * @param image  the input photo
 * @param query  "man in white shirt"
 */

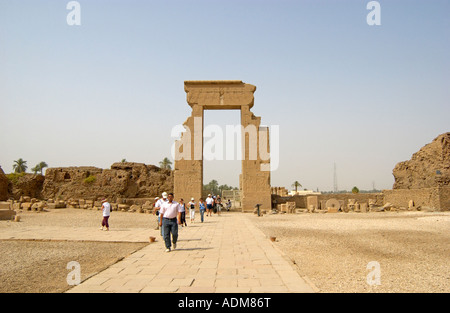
xmin=154 ymin=192 xmax=168 ymax=236
xmin=205 ymin=194 xmax=214 ymax=217
xmin=158 ymin=193 xmax=182 ymax=252
xmin=100 ymin=198 xmax=111 ymax=231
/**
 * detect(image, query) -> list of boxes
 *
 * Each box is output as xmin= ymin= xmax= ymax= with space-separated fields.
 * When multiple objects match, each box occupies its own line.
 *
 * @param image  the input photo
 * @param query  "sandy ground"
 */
xmin=1 ymin=208 xmax=449 ymax=293
xmin=0 ymin=209 xmax=154 ymax=293
xmin=250 ymin=211 xmax=450 ymax=293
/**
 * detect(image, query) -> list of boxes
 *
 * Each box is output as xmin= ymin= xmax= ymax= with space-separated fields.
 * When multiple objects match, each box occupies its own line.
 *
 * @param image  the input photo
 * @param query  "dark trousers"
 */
xmin=180 ymin=211 xmax=187 ymax=226
xmin=102 ymin=216 xmax=109 ymax=227
xmin=162 ymin=218 xmax=178 ymax=249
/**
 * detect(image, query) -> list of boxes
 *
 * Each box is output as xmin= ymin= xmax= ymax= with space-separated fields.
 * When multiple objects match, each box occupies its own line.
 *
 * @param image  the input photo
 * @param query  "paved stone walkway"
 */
xmin=2 ymin=212 xmax=314 ymax=293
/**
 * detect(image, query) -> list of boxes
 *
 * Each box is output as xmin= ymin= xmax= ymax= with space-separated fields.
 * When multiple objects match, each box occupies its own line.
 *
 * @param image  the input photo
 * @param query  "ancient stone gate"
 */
xmin=173 ymin=80 xmax=271 ymax=212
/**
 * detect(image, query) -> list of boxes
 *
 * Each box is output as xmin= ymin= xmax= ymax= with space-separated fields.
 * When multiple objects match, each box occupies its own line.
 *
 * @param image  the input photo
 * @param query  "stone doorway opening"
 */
xmin=202 ymin=109 xmax=241 ymax=208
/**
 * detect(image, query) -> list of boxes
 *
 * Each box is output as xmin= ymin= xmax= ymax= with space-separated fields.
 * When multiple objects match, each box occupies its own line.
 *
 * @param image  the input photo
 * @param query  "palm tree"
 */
xmin=292 ymin=181 xmax=302 ymax=192
xmin=13 ymin=158 xmax=27 ymax=173
xmin=38 ymin=161 xmax=48 ymax=175
xmin=159 ymin=157 xmax=172 ymax=170
xmin=209 ymin=180 xmax=219 ymax=194
xmin=31 ymin=165 xmax=40 ymax=175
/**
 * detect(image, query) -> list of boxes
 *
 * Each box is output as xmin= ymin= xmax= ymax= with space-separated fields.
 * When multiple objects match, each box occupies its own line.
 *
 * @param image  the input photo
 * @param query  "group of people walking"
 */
xmin=153 ymin=192 xmax=231 ymax=252
xmin=99 ymin=193 xmax=232 ymax=253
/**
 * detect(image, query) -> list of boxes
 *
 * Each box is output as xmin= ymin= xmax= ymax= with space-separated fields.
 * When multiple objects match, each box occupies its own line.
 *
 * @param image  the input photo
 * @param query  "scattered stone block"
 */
xmin=306 ymin=196 xmax=318 ymax=211
xmin=0 ymin=202 xmax=10 ymax=210
xmin=286 ymin=202 xmax=296 ymax=214
xmin=360 ymin=203 xmax=368 ymax=213
xmin=0 ymin=209 xmax=16 ymax=220
xmin=118 ymin=204 xmax=130 ymax=212
xmin=21 ymin=202 xmax=32 ymax=211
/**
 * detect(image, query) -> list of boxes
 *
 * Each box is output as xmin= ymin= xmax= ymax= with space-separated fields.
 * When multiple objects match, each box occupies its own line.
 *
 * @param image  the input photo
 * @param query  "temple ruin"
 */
xmin=173 ymin=81 xmax=271 ymax=212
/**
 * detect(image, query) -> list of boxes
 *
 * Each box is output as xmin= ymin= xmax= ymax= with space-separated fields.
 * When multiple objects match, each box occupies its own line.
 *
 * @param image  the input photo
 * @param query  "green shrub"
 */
xmin=84 ymin=175 xmax=96 ymax=184
xmin=6 ymin=172 xmax=26 ymax=184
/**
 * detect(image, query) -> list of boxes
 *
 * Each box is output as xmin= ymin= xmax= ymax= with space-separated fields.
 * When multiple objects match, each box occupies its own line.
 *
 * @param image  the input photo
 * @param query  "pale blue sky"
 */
xmin=1 ymin=0 xmax=449 ymax=191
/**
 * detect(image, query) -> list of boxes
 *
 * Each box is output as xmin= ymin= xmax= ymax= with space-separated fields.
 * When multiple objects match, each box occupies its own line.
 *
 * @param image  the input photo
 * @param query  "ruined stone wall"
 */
xmin=9 ymin=174 xmax=45 ymax=200
xmin=438 ymin=186 xmax=450 ymax=210
xmin=272 ymin=193 xmax=384 ymax=210
xmin=383 ymin=188 xmax=440 ymax=209
xmin=41 ymin=162 xmax=173 ymax=201
xmin=0 ymin=167 xmax=9 ymax=201
xmin=393 ymin=132 xmax=450 ymax=189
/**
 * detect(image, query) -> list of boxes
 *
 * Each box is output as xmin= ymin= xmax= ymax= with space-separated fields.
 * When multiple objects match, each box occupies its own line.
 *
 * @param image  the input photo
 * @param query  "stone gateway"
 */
xmin=173 ymin=81 xmax=271 ymax=212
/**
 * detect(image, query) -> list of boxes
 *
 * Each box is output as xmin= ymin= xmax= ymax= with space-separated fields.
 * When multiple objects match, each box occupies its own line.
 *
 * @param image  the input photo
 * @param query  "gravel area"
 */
xmin=250 ymin=211 xmax=450 ymax=293
xmin=0 ymin=208 xmax=155 ymax=293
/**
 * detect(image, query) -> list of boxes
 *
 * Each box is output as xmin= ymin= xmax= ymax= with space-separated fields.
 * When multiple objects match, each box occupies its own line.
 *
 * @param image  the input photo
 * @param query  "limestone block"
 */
xmin=327 ymin=207 xmax=339 ymax=213
xmin=306 ymin=196 xmax=318 ymax=211
xmin=12 ymin=202 xmax=21 ymax=210
xmin=32 ymin=202 xmax=46 ymax=211
xmin=286 ymin=202 xmax=296 ymax=213
xmin=368 ymin=199 xmax=376 ymax=210
xmin=0 ymin=209 xmax=16 ymax=220
xmin=360 ymin=203 xmax=368 ymax=213
xmin=119 ymin=204 xmax=130 ymax=212
xmin=0 ymin=202 xmax=10 ymax=210
xmin=21 ymin=202 xmax=32 ymax=211
xmin=348 ymin=199 xmax=356 ymax=211
xmin=130 ymin=204 xmax=141 ymax=212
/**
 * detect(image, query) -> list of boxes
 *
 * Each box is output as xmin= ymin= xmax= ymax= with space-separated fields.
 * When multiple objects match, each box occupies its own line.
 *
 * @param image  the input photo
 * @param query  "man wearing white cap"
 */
xmin=100 ymin=198 xmax=111 ymax=231
xmin=154 ymin=192 xmax=168 ymax=237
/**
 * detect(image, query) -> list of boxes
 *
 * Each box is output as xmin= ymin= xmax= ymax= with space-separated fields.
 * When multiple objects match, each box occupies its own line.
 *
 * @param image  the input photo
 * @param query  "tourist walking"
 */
xmin=154 ymin=192 xmax=168 ymax=237
xmin=188 ymin=197 xmax=196 ymax=223
xmin=199 ymin=198 xmax=206 ymax=223
xmin=215 ymin=196 xmax=222 ymax=216
xmin=153 ymin=197 xmax=160 ymax=230
xmin=179 ymin=198 xmax=187 ymax=227
xmin=159 ymin=193 xmax=182 ymax=252
xmin=205 ymin=194 xmax=214 ymax=217
xmin=100 ymin=198 xmax=111 ymax=231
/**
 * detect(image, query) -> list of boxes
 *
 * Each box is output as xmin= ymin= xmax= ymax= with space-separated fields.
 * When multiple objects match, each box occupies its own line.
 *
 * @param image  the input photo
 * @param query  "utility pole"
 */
xmin=333 ymin=162 xmax=338 ymax=193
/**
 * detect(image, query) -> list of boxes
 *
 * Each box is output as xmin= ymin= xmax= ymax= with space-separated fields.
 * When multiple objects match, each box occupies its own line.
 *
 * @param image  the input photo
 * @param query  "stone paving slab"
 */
xmin=64 ymin=213 xmax=314 ymax=293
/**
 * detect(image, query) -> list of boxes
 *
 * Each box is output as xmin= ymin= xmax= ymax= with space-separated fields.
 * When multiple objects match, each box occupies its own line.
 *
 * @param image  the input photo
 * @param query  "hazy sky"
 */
xmin=1 ymin=0 xmax=449 ymax=192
